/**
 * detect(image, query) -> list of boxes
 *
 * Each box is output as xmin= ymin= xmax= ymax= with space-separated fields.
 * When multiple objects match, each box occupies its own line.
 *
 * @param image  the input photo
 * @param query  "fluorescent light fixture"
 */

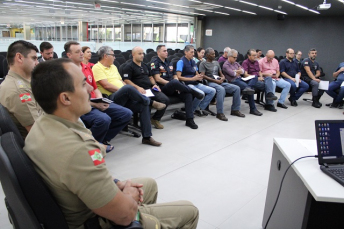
xmin=281 ymin=0 xmax=295 ymax=5
xmin=295 ymin=4 xmax=308 ymax=10
xmin=65 ymin=1 xmax=93 ymax=6
xmin=120 ymin=2 xmax=145 ymax=7
xmin=214 ymin=11 xmax=229 ymax=15
xmin=274 ymin=10 xmax=287 ymax=15
xmin=172 ymin=4 xmax=189 ymax=8
xmin=189 ymin=0 xmax=202 ymax=3
xmin=225 ymin=7 xmax=241 ymax=11
xmin=121 ymin=8 xmax=140 ymax=11
xmin=146 ymin=0 xmax=168 ymax=5
xmin=239 ymin=1 xmax=257 ymax=7
xmin=258 ymin=5 xmax=273 ymax=11
xmin=308 ymin=9 xmax=320 ymax=14
xmin=203 ymin=2 xmax=223 ymax=8
xmin=100 ymin=0 xmax=119 ymax=3
xmin=338 ymin=0 xmax=344 ymax=3
xmin=197 ymin=9 xmax=213 ymax=12
xmin=242 ymin=10 xmax=256 ymax=15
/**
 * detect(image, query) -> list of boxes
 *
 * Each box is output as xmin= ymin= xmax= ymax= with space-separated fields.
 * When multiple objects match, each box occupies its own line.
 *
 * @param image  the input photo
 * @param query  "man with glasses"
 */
xmin=199 ymin=47 xmax=247 ymax=120
xmin=300 ymin=48 xmax=323 ymax=108
xmin=93 ymin=46 xmax=163 ymax=146
xmin=0 ymin=40 xmax=42 ymax=138
xmin=259 ymin=50 xmax=291 ymax=110
xmin=242 ymin=49 xmax=277 ymax=111
xmin=223 ymin=49 xmax=262 ymax=116
xmin=280 ymin=48 xmax=309 ymax=106
xmin=122 ymin=46 xmax=168 ymax=129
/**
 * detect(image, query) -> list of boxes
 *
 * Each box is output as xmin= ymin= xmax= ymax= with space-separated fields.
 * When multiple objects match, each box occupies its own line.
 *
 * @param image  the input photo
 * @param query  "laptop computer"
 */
xmin=315 ymin=120 xmax=344 ymax=187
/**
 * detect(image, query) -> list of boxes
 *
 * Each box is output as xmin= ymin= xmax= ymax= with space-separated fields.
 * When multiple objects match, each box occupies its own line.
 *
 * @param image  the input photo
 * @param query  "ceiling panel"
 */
xmin=0 ymin=0 xmax=343 ymax=27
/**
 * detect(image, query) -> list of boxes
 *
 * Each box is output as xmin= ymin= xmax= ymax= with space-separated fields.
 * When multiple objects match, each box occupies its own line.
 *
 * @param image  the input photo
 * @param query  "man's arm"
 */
xmin=97 ymin=79 xmax=121 ymax=93
xmin=154 ymin=73 xmax=170 ymax=85
xmin=176 ymin=71 xmax=203 ymax=82
xmin=123 ymin=79 xmax=146 ymax=94
xmin=304 ymin=66 xmax=319 ymax=81
xmin=333 ymin=67 xmax=344 ymax=78
xmin=25 ymin=125 xmax=32 ymax=133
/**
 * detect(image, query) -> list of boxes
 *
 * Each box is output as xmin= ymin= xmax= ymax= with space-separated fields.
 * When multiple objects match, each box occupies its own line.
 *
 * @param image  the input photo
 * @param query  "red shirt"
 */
xmin=81 ymin=62 xmax=97 ymax=98
xmin=86 ymin=62 xmax=95 ymax=68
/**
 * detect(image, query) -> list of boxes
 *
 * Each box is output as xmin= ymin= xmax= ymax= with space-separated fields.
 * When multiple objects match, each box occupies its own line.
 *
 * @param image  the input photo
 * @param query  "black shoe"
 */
xmin=186 ymin=118 xmax=198 ymax=129
xmin=277 ymin=103 xmax=288 ymax=109
xmin=266 ymin=92 xmax=277 ymax=100
xmin=250 ymin=109 xmax=263 ymax=116
xmin=330 ymin=102 xmax=340 ymax=108
xmin=242 ymin=87 xmax=255 ymax=95
xmin=264 ymin=105 xmax=277 ymax=112
xmin=312 ymin=96 xmax=322 ymax=108
xmin=195 ymin=110 xmax=208 ymax=117
xmin=190 ymin=89 xmax=204 ymax=100
xmin=291 ymin=100 xmax=298 ymax=106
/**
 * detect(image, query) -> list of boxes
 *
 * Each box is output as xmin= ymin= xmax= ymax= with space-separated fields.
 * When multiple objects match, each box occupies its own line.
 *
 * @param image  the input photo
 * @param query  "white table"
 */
xmin=262 ymin=138 xmax=344 ymax=229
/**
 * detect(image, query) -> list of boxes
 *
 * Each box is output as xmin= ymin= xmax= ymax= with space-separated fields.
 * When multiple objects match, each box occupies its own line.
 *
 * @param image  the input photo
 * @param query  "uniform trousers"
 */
xmin=326 ymin=74 xmax=344 ymax=104
xmin=150 ymin=90 xmax=169 ymax=121
xmin=161 ymin=79 xmax=194 ymax=119
xmin=301 ymin=76 xmax=324 ymax=97
xmin=81 ymin=103 xmax=132 ymax=143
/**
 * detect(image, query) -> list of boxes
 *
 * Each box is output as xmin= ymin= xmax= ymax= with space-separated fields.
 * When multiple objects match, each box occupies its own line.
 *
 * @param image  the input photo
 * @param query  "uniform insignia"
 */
xmin=151 ymin=63 xmax=155 ymax=70
xmin=88 ymin=75 xmax=92 ymax=83
xmin=159 ymin=66 xmax=164 ymax=70
xmin=169 ymin=66 xmax=173 ymax=70
xmin=88 ymin=149 xmax=105 ymax=166
xmin=19 ymin=93 xmax=32 ymax=103
xmin=17 ymin=80 xmax=24 ymax=88
xmin=305 ymin=62 xmax=308 ymax=65
xmin=124 ymin=74 xmax=128 ymax=77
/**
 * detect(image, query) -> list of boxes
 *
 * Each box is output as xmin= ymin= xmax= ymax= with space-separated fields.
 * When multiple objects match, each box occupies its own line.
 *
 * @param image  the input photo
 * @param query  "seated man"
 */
xmin=38 ymin=41 xmax=54 ymax=62
xmin=26 ymin=58 xmax=199 ymax=229
xmin=279 ymin=48 xmax=309 ymax=106
xmin=199 ymin=47 xmax=247 ymax=121
xmin=65 ymin=41 xmax=132 ymax=151
xmin=152 ymin=45 xmax=199 ymax=129
xmin=176 ymin=45 xmax=216 ymax=115
xmin=259 ymin=50 xmax=291 ymax=109
xmin=223 ymin=49 xmax=262 ymax=116
xmin=242 ymin=49 xmax=277 ymax=111
xmin=122 ymin=46 xmax=168 ymax=129
xmin=92 ymin=46 xmax=163 ymax=146
xmin=0 ymin=40 xmax=42 ymax=138
xmin=300 ymin=48 xmax=324 ymax=108
xmin=218 ymin=47 xmax=231 ymax=63
xmin=326 ymin=62 xmax=344 ymax=108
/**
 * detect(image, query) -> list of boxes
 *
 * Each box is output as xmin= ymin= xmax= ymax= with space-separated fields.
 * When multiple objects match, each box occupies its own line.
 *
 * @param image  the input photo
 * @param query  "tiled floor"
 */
xmin=0 ymin=93 xmax=343 ymax=229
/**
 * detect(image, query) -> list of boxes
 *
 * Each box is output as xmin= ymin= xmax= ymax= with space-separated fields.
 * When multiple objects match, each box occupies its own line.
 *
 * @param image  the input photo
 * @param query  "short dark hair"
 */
xmin=256 ymin=49 xmax=261 ymax=53
xmin=309 ymin=48 xmax=317 ymax=53
xmin=7 ymin=40 xmax=38 ymax=66
xmin=64 ymin=41 xmax=80 ymax=53
xmin=184 ymin=45 xmax=194 ymax=53
xmin=247 ymin=49 xmax=256 ymax=56
xmin=39 ymin=42 xmax=53 ymax=52
xmin=156 ymin=45 xmax=165 ymax=52
xmin=82 ymin=46 xmax=90 ymax=53
xmin=31 ymin=58 xmax=75 ymax=114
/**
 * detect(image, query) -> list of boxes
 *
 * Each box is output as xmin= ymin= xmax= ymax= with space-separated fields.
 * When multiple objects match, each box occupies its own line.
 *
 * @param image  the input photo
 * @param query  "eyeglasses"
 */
xmin=231 ymin=56 xmax=238 ymax=59
xmin=106 ymin=53 xmax=115 ymax=56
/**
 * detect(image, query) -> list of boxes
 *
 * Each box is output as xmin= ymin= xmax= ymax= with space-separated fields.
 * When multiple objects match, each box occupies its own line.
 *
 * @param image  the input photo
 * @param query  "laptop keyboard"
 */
xmin=328 ymin=168 xmax=344 ymax=179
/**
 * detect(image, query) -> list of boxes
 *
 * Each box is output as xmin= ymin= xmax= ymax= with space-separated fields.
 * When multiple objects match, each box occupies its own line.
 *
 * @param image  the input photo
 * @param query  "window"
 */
xmin=143 ymin=24 xmax=153 ymax=42
xmin=177 ymin=23 xmax=188 ymax=43
xmin=114 ymin=26 xmax=121 ymax=41
xmin=132 ymin=24 xmax=141 ymax=41
xmin=124 ymin=24 xmax=131 ymax=41
xmin=153 ymin=24 xmax=163 ymax=42
xmin=165 ymin=23 xmax=177 ymax=42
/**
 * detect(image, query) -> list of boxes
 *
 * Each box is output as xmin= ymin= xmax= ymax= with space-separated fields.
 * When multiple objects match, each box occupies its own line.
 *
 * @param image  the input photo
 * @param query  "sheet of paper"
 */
xmin=241 ymin=75 xmax=255 ymax=81
xmin=319 ymin=81 xmax=329 ymax=90
xmin=295 ymin=73 xmax=300 ymax=88
xmin=144 ymin=89 xmax=155 ymax=97
xmin=341 ymin=81 xmax=344 ymax=87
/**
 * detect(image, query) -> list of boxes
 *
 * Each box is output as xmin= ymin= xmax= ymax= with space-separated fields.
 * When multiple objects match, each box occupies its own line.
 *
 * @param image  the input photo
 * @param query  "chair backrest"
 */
xmin=113 ymin=50 xmax=122 ymax=55
xmin=0 ymin=104 xmax=24 ymax=147
xmin=174 ymin=53 xmax=183 ymax=58
xmin=168 ymin=50 xmax=175 ymax=56
xmin=53 ymin=52 xmax=58 ymax=59
xmin=115 ymin=57 xmax=126 ymax=66
xmin=3 ymin=58 xmax=8 ymax=77
xmin=220 ymin=61 xmax=225 ymax=70
xmin=0 ymin=132 xmax=69 ymax=229
xmin=89 ymin=57 xmax=99 ymax=64
xmin=0 ymin=52 xmax=7 ymax=57
xmin=118 ymin=62 xmax=128 ymax=78
xmin=113 ymin=60 xmax=120 ymax=69
xmin=171 ymin=58 xmax=181 ymax=75
xmin=0 ymin=55 xmax=5 ymax=79
xmin=146 ymin=48 xmax=154 ymax=54
xmin=121 ymin=52 xmax=130 ymax=60
xmin=61 ymin=51 xmax=67 ymax=58
xmin=167 ymin=55 xmax=175 ymax=63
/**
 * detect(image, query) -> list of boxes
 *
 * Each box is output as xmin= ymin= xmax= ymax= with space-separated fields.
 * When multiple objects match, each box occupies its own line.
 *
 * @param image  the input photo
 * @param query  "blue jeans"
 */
xmin=326 ymin=76 xmax=344 ymax=104
xmin=81 ymin=103 xmax=132 ymax=143
xmin=109 ymin=85 xmax=152 ymax=138
xmin=208 ymin=82 xmax=241 ymax=113
xmin=272 ymin=78 xmax=291 ymax=104
xmin=284 ymin=78 xmax=309 ymax=101
xmin=188 ymin=83 xmax=216 ymax=111
xmin=262 ymin=76 xmax=275 ymax=105
xmin=231 ymin=76 xmax=258 ymax=111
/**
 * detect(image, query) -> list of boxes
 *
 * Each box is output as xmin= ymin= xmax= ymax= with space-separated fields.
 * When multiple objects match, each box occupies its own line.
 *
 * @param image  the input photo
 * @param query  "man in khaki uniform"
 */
xmin=24 ymin=58 xmax=199 ymax=229
xmin=0 ymin=40 xmax=42 ymax=138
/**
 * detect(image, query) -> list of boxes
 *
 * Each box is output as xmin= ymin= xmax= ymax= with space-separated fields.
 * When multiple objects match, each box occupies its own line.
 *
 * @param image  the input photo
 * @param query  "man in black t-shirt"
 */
xmin=300 ymin=48 xmax=323 ymax=108
xmin=122 ymin=46 xmax=168 ymax=129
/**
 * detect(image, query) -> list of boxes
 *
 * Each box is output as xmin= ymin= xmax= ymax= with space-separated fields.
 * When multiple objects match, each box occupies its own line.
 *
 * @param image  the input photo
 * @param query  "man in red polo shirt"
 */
xmin=64 ymin=41 xmax=132 ymax=151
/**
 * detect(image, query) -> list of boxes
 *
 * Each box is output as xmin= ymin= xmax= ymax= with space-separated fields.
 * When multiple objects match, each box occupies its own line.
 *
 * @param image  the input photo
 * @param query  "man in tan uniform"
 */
xmin=0 ymin=40 xmax=42 ymax=138
xmin=24 ymin=58 xmax=199 ymax=229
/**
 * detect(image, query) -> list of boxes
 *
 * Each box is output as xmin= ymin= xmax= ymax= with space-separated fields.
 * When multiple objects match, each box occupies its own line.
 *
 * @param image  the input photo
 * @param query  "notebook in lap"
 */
xmin=315 ymin=120 xmax=344 ymax=187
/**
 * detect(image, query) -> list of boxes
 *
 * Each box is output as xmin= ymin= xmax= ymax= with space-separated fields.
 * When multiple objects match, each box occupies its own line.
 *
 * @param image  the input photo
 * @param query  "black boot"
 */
xmin=312 ymin=96 xmax=321 ymax=108
xmin=317 ymin=94 xmax=323 ymax=106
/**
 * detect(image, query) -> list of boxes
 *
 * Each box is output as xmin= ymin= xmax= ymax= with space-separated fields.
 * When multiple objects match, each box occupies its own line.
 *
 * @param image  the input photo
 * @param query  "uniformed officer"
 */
xmin=300 ymin=48 xmax=323 ymax=108
xmin=152 ymin=45 xmax=200 ymax=129
xmin=0 ymin=40 xmax=42 ymax=138
xmin=122 ymin=46 xmax=169 ymax=130
xmin=25 ymin=58 xmax=199 ymax=229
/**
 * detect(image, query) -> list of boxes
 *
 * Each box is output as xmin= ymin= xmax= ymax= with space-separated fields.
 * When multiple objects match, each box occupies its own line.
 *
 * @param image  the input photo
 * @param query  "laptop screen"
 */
xmin=315 ymin=120 xmax=344 ymax=165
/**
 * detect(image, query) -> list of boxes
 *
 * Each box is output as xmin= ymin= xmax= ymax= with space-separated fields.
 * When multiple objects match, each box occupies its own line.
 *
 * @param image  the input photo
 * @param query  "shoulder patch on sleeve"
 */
xmin=88 ymin=149 xmax=105 ymax=166
xmin=19 ymin=93 xmax=32 ymax=103
xmin=304 ymin=62 xmax=308 ymax=65
xmin=123 ymin=74 xmax=128 ymax=78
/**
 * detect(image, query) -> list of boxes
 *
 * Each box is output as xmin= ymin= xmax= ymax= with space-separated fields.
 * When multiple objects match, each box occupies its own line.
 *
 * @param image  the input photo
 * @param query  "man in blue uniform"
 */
xmin=326 ymin=62 xmax=344 ymax=108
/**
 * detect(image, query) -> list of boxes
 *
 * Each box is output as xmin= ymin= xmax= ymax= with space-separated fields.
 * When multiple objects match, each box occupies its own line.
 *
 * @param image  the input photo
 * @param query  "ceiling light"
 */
xmin=197 ymin=9 xmax=213 ymax=12
xmin=242 ymin=10 xmax=256 ymax=15
xmin=225 ymin=7 xmax=241 ymax=11
xmin=65 ymin=1 xmax=93 ymax=6
xmin=189 ymin=0 xmax=202 ymax=3
xmin=239 ymin=1 xmax=257 ymax=7
xmin=308 ymin=9 xmax=320 ymax=14
xmin=100 ymin=0 xmax=119 ymax=3
xmin=295 ymin=4 xmax=308 ymax=10
xmin=214 ymin=11 xmax=229 ymax=15
xmin=203 ymin=2 xmax=223 ymax=8
xmin=120 ymin=2 xmax=145 ymax=7
xmin=281 ymin=0 xmax=295 ymax=5
xmin=258 ymin=5 xmax=273 ymax=11
xmin=274 ymin=10 xmax=287 ymax=15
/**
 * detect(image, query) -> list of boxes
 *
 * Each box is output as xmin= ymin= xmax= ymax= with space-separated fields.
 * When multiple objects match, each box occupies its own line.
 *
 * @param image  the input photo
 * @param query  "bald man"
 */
xmin=259 ymin=50 xmax=291 ymax=110
xmin=122 ymin=46 xmax=169 ymax=130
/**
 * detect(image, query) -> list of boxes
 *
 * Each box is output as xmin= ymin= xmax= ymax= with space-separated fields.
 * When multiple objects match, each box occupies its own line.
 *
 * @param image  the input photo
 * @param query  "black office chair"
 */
xmin=0 ymin=51 xmax=7 ymax=57
xmin=168 ymin=50 xmax=175 ymax=56
xmin=167 ymin=55 xmax=175 ymax=63
xmin=174 ymin=53 xmax=183 ymax=58
xmin=115 ymin=57 xmax=126 ymax=66
xmin=214 ymin=50 xmax=219 ymax=58
xmin=3 ymin=58 xmax=8 ymax=78
xmin=0 ymin=104 xmax=24 ymax=147
xmin=121 ymin=52 xmax=130 ymax=60
xmin=61 ymin=51 xmax=67 ymax=58
xmin=303 ymin=67 xmax=326 ymax=104
xmin=113 ymin=50 xmax=122 ymax=55
xmin=175 ymin=48 xmax=180 ymax=53
xmin=146 ymin=48 xmax=154 ymax=54
xmin=89 ymin=57 xmax=99 ymax=64
xmin=53 ymin=52 xmax=58 ymax=59
xmin=0 ymin=55 xmax=5 ymax=82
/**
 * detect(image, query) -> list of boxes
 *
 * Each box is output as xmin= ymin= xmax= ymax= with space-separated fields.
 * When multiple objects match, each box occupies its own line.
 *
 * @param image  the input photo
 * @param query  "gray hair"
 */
xmin=224 ymin=47 xmax=231 ymax=53
xmin=228 ymin=49 xmax=238 ymax=57
xmin=98 ymin=46 xmax=113 ymax=60
xmin=184 ymin=45 xmax=194 ymax=53
xmin=204 ymin=47 xmax=214 ymax=57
